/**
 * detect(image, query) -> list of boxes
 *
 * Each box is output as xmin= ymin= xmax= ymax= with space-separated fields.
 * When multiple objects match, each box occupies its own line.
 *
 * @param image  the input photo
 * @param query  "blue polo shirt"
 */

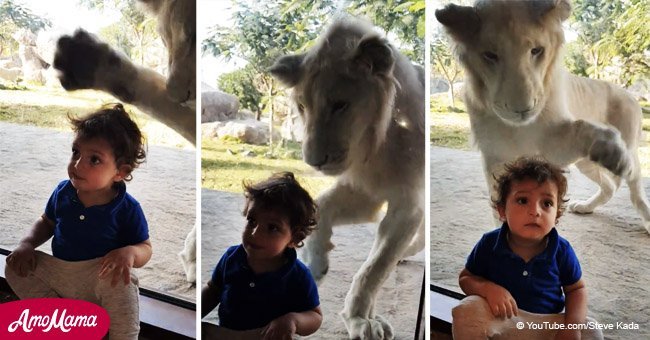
xmin=465 ymin=223 xmax=582 ymax=314
xmin=44 ymin=180 xmax=149 ymax=261
xmin=211 ymin=245 xmax=320 ymax=330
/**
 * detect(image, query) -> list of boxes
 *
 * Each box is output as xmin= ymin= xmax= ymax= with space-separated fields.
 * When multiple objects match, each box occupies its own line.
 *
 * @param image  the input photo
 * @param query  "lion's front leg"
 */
xmin=542 ymin=120 xmax=632 ymax=178
xmin=341 ymin=198 xmax=423 ymax=340
xmin=303 ymin=183 xmax=383 ymax=282
xmin=53 ymin=29 xmax=196 ymax=143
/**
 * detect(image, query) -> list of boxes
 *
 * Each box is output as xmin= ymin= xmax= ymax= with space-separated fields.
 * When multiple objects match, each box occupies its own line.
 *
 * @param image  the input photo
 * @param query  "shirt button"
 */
xmin=249 ymin=282 xmax=255 ymax=288
xmin=79 ymin=215 xmax=85 ymax=221
xmin=523 ymin=270 xmax=529 ymax=276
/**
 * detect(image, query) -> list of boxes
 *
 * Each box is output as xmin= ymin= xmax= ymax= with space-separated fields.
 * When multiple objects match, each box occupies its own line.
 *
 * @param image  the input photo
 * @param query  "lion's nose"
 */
xmin=305 ymin=154 xmax=329 ymax=168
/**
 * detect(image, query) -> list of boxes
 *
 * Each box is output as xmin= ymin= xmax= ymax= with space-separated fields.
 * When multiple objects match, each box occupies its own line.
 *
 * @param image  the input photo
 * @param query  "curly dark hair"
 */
xmin=242 ymin=172 xmax=318 ymax=247
xmin=68 ymin=103 xmax=146 ymax=181
xmin=493 ymin=156 xmax=569 ymax=220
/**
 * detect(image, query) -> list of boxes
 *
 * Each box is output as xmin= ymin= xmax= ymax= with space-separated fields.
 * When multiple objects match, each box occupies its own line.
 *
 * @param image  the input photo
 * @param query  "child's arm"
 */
xmin=201 ymin=280 xmax=221 ymax=318
xmin=554 ymin=279 xmax=587 ymax=340
xmin=261 ymin=306 xmax=323 ymax=339
xmin=459 ymin=268 xmax=518 ymax=318
xmin=99 ymin=239 xmax=152 ymax=287
xmin=6 ymin=215 xmax=55 ymax=276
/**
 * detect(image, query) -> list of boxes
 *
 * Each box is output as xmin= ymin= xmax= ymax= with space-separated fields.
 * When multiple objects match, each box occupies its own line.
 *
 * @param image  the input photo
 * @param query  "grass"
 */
xmin=0 ymin=87 xmax=191 ymax=149
xmin=201 ymin=138 xmax=335 ymax=195
xmin=430 ymin=94 xmax=472 ymax=150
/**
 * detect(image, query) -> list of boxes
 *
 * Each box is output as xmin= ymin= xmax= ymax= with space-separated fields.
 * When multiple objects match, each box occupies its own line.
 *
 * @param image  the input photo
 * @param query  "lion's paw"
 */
xmin=588 ymin=129 xmax=632 ymax=178
xmin=344 ymin=315 xmax=394 ymax=340
xmin=568 ymin=201 xmax=594 ymax=214
xmin=53 ymin=29 xmax=128 ymax=97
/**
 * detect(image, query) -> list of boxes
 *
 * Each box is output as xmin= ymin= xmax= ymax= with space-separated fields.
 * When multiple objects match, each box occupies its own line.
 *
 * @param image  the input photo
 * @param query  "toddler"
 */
xmin=5 ymin=103 xmax=151 ymax=340
xmin=201 ymin=172 xmax=322 ymax=339
xmin=457 ymin=157 xmax=588 ymax=340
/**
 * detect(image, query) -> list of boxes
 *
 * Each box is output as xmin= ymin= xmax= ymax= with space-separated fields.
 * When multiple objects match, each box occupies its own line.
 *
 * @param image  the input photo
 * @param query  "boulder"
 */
xmin=202 ymin=119 xmax=270 ymax=145
xmin=201 ymin=90 xmax=240 ymax=122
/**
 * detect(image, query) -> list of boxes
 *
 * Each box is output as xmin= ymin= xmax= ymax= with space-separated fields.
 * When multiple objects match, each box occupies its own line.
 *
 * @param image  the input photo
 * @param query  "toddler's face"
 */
xmin=498 ymin=179 xmax=559 ymax=243
xmin=68 ymin=136 xmax=121 ymax=194
xmin=242 ymin=204 xmax=295 ymax=262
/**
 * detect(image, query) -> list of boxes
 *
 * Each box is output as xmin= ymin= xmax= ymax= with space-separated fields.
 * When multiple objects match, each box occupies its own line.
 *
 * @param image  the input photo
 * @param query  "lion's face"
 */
xmin=290 ymin=66 xmax=391 ymax=175
xmin=270 ymin=20 xmax=396 ymax=175
xmin=436 ymin=0 xmax=570 ymax=125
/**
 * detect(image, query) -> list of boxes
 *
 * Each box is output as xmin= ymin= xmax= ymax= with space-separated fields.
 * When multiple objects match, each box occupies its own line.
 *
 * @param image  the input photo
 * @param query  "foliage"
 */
xmin=346 ymin=0 xmax=425 ymax=64
xmin=569 ymin=0 xmax=650 ymax=85
xmin=79 ymin=0 xmax=160 ymax=67
xmin=591 ymin=0 xmax=650 ymax=85
xmin=218 ymin=64 xmax=263 ymax=117
xmin=0 ymin=0 xmax=51 ymax=56
xmin=431 ymin=35 xmax=462 ymax=107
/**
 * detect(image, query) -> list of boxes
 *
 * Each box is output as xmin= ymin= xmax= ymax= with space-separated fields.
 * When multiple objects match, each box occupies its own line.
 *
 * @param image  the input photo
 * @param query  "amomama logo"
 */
xmin=0 ymin=298 xmax=109 ymax=339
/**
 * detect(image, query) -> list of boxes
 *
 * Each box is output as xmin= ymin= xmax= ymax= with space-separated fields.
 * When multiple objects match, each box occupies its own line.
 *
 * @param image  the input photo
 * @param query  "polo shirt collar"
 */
xmin=63 ymin=180 xmax=127 ymax=211
xmin=233 ymin=244 xmax=298 ymax=278
xmin=493 ymin=222 xmax=559 ymax=261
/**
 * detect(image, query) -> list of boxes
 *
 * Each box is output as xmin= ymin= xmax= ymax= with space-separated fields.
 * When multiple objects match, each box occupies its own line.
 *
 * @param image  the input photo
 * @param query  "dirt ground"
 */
xmin=201 ymin=188 xmax=425 ymax=339
xmin=0 ymin=122 xmax=196 ymax=301
xmin=430 ymin=146 xmax=650 ymax=340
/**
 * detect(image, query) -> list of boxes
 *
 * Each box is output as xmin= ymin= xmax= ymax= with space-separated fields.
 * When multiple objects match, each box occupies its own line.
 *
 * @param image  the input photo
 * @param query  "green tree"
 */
xmin=592 ymin=0 xmax=650 ymax=85
xmin=570 ymin=0 xmax=624 ymax=80
xmin=218 ymin=64 xmax=263 ymax=119
xmin=431 ymin=36 xmax=462 ymax=108
xmin=203 ymin=0 xmax=333 ymax=147
xmin=0 ymin=0 xmax=51 ymax=56
xmin=347 ymin=0 xmax=425 ymax=64
xmin=79 ymin=0 xmax=158 ymax=66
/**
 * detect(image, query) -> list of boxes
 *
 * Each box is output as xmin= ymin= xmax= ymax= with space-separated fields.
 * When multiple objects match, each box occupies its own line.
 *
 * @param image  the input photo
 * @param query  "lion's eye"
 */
xmin=482 ymin=51 xmax=499 ymax=63
xmin=331 ymin=101 xmax=348 ymax=114
xmin=297 ymin=103 xmax=305 ymax=113
xmin=531 ymin=47 xmax=544 ymax=56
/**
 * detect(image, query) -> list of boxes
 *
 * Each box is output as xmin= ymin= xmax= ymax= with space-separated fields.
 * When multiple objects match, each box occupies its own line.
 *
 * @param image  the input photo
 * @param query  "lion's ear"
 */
xmin=268 ymin=54 xmax=305 ymax=87
xmin=435 ymin=4 xmax=480 ymax=43
xmin=531 ymin=0 xmax=571 ymax=22
xmin=353 ymin=35 xmax=394 ymax=76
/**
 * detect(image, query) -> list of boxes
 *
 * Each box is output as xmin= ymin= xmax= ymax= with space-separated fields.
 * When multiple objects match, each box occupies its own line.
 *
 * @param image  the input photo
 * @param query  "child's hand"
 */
xmin=99 ymin=246 xmax=136 ymax=287
xmin=261 ymin=313 xmax=297 ymax=340
xmin=6 ymin=244 xmax=37 ymax=277
xmin=484 ymin=283 xmax=518 ymax=318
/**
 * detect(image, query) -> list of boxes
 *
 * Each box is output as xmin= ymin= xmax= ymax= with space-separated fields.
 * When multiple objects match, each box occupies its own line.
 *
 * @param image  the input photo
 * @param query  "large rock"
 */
xmin=13 ymin=29 xmax=47 ymax=84
xmin=201 ymin=90 xmax=240 ymax=123
xmin=202 ymin=119 xmax=270 ymax=145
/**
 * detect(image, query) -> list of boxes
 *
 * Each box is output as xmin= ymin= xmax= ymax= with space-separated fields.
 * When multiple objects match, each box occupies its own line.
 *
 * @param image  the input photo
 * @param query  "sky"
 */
xmin=20 ymin=0 xmax=121 ymax=34
xmin=199 ymin=0 xmax=245 ymax=89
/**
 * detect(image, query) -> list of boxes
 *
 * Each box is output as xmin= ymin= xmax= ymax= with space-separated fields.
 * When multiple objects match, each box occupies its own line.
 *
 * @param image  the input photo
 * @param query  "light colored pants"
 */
xmin=451 ymin=295 xmax=604 ymax=340
xmin=5 ymin=251 xmax=140 ymax=340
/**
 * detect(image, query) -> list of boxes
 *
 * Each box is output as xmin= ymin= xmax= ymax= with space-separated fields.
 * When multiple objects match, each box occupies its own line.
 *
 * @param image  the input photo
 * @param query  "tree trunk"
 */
xmin=448 ymin=82 xmax=456 ymax=108
xmin=268 ymin=78 xmax=274 ymax=151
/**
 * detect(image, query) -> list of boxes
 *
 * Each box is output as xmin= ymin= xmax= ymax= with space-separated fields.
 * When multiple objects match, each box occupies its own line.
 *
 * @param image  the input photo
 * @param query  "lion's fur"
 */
xmin=53 ymin=0 xmax=196 ymax=143
xmin=270 ymin=17 xmax=425 ymax=339
xmin=436 ymin=0 xmax=650 ymax=232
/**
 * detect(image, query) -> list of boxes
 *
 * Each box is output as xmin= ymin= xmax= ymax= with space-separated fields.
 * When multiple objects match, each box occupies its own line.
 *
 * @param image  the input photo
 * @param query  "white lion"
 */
xmin=436 ymin=0 xmax=650 ymax=233
xmin=270 ymin=18 xmax=425 ymax=339
xmin=52 ymin=0 xmax=197 ymax=284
